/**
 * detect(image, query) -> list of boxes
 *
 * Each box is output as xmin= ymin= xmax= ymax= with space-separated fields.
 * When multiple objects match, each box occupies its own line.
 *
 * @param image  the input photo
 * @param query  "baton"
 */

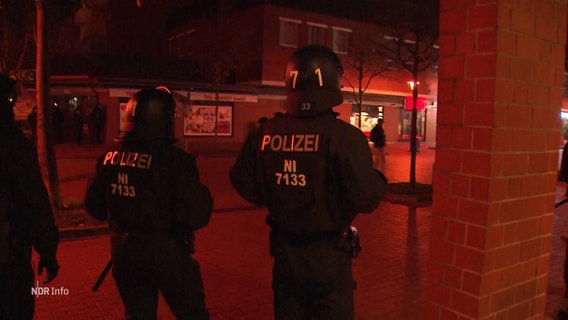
xmin=92 ymin=259 xmax=112 ymax=292
xmin=557 ymin=198 xmax=568 ymax=209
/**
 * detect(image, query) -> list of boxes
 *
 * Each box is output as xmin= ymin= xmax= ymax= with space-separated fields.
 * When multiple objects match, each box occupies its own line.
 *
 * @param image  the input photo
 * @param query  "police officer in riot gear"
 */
xmin=230 ymin=45 xmax=387 ymax=319
xmin=0 ymin=73 xmax=60 ymax=319
xmin=85 ymin=87 xmax=213 ymax=319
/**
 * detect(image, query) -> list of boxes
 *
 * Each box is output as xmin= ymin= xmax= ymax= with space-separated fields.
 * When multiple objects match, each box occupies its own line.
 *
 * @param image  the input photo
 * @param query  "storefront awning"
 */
xmin=189 ymin=91 xmax=258 ymax=103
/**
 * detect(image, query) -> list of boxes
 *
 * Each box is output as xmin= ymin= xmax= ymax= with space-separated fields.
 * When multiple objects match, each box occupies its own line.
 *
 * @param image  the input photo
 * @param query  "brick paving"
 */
xmin=27 ymin=142 xmax=568 ymax=319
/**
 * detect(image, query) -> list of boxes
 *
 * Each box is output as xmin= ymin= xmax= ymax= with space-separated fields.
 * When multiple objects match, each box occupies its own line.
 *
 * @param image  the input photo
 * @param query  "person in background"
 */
xmin=0 ymin=73 xmax=59 ymax=319
xmin=230 ymin=45 xmax=387 ymax=320
xmin=51 ymin=103 xmax=64 ymax=143
xmin=89 ymin=104 xmax=106 ymax=144
xmin=370 ymin=118 xmax=386 ymax=173
xmin=558 ymin=141 xmax=568 ymax=319
xmin=27 ymin=107 xmax=37 ymax=142
xmin=71 ymin=107 xmax=84 ymax=144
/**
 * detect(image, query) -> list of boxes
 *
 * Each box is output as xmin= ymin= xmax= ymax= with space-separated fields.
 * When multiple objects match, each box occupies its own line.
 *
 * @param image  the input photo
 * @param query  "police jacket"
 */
xmin=0 ymin=126 xmax=59 ymax=263
xmin=85 ymin=138 xmax=213 ymax=236
xmin=230 ymin=111 xmax=387 ymax=235
xmin=562 ymin=141 xmax=568 ymax=184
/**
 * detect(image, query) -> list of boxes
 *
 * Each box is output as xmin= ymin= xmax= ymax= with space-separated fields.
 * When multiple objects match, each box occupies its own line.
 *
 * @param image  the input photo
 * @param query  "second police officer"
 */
xmin=0 ymin=73 xmax=60 ymax=320
xmin=230 ymin=45 xmax=387 ymax=319
xmin=85 ymin=87 xmax=213 ymax=319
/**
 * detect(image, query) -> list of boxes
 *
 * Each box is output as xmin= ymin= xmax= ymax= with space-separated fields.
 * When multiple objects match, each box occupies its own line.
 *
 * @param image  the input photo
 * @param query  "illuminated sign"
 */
xmin=189 ymin=91 xmax=258 ymax=103
xmin=404 ymin=96 xmax=427 ymax=111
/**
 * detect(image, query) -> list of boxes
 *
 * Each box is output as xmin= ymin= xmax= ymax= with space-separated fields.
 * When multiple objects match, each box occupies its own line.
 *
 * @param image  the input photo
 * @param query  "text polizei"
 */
xmin=102 ymin=151 xmax=152 ymax=169
xmin=260 ymin=134 xmax=320 ymax=152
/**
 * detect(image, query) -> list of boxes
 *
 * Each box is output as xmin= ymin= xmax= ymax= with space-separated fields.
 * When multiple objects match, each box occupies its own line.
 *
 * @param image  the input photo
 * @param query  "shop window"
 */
xmin=350 ymin=104 xmax=382 ymax=137
xmin=307 ymin=22 xmax=327 ymax=45
xmin=333 ymin=27 xmax=351 ymax=54
xmin=279 ymin=18 xmax=301 ymax=48
xmin=399 ymin=109 xmax=425 ymax=141
xmin=183 ymin=104 xmax=233 ymax=137
xmin=49 ymin=94 xmax=98 ymax=143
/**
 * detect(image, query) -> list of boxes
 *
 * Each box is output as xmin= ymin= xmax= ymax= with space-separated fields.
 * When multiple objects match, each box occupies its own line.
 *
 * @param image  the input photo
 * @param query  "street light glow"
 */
xmin=407 ymin=81 xmax=420 ymax=91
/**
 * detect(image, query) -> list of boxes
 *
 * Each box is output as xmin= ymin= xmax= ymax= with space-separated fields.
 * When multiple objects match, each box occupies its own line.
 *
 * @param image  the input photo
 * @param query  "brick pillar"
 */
xmin=425 ymin=1 xmax=567 ymax=319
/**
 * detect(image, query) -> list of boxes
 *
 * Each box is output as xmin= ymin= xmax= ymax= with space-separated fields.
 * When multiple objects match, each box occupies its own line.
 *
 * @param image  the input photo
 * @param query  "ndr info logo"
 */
xmin=31 ymin=281 xmax=70 ymax=296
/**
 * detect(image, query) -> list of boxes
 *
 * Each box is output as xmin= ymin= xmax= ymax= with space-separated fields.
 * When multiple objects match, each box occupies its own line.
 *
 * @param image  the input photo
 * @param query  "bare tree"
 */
xmin=343 ymin=31 xmax=389 ymax=128
xmin=0 ymin=1 xmax=35 ymax=74
xmin=192 ymin=14 xmax=258 ymax=134
xmin=375 ymin=0 xmax=439 ymax=189
xmin=1 ymin=0 xmax=79 ymax=212
xmin=35 ymin=0 xmax=63 ymax=212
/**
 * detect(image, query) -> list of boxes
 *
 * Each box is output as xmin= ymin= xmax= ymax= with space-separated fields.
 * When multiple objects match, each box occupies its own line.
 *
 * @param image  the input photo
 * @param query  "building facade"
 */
xmin=16 ymin=3 xmax=439 ymax=150
xmin=166 ymin=4 xmax=439 ymax=145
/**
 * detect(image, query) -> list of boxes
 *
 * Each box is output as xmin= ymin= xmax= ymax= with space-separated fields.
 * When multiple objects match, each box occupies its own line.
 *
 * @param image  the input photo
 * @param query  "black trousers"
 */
xmin=0 ymin=248 xmax=35 ymax=320
xmin=271 ymin=235 xmax=355 ymax=320
xmin=111 ymin=231 xmax=209 ymax=320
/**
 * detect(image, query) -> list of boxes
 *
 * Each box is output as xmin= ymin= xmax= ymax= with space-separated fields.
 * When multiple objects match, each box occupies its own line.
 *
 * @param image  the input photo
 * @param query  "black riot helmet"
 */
xmin=0 ymin=73 xmax=18 ymax=126
xmin=120 ymin=86 xmax=176 ymax=142
xmin=284 ymin=45 xmax=344 ymax=116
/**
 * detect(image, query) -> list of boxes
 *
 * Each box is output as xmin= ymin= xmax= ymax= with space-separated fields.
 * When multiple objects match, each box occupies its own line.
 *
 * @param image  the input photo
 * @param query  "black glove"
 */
xmin=38 ymin=257 xmax=60 ymax=284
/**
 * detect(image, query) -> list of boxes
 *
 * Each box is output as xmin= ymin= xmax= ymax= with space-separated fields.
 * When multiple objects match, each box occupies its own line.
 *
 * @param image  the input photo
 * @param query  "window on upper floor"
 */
xmin=332 ymin=27 xmax=351 ymax=54
xmin=386 ymin=58 xmax=398 ymax=71
xmin=279 ymin=17 xmax=301 ymax=48
xmin=307 ymin=22 xmax=327 ymax=46
xmin=168 ymin=30 xmax=195 ymax=57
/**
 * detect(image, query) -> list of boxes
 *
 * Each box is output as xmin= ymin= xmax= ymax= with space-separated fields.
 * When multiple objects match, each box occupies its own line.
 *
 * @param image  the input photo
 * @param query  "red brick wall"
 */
xmin=426 ymin=1 xmax=566 ymax=319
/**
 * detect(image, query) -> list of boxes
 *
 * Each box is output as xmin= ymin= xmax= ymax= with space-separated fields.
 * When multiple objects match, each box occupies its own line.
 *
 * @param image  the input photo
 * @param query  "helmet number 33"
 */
xmin=290 ymin=68 xmax=323 ymax=89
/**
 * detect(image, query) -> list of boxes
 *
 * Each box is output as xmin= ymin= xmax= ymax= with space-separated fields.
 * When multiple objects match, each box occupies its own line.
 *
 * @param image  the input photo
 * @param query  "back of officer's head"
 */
xmin=0 ymin=73 xmax=17 ymax=127
xmin=284 ymin=45 xmax=343 ymax=117
xmin=122 ymin=86 xmax=175 ymax=142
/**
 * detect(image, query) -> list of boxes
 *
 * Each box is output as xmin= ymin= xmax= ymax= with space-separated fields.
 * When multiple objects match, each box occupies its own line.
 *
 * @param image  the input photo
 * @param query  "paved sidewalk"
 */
xmin=28 ymin=141 xmax=568 ymax=319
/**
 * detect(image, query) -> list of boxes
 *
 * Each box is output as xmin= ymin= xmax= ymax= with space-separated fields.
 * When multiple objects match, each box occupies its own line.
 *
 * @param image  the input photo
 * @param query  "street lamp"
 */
xmin=407 ymin=81 xmax=420 ymax=91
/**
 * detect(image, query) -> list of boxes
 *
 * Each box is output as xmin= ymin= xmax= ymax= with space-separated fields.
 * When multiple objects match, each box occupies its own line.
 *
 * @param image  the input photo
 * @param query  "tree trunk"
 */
xmin=357 ymin=101 xmax=362 ymax=128
xmin=35 ymin=0 xmax=63 ymax=213
xmin=357 ymin=67 xmax=364 ymax=128
xmin=409 ymin=70 xmax=419 ymax=190
xmin=359 ymin=84 xmax=365 ymax=128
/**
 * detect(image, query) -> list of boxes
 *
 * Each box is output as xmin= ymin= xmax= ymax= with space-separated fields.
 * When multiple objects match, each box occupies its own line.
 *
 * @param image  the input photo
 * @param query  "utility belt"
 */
xmin=109 ymin=219 xmax=170 ymax=236
xmin=271 ymin=225 xmax=361 ymax=258
xmin=110 ymin=222 xmax=195 ymax=253
xmin=273 ymin=230 xmax=337 ymax=246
